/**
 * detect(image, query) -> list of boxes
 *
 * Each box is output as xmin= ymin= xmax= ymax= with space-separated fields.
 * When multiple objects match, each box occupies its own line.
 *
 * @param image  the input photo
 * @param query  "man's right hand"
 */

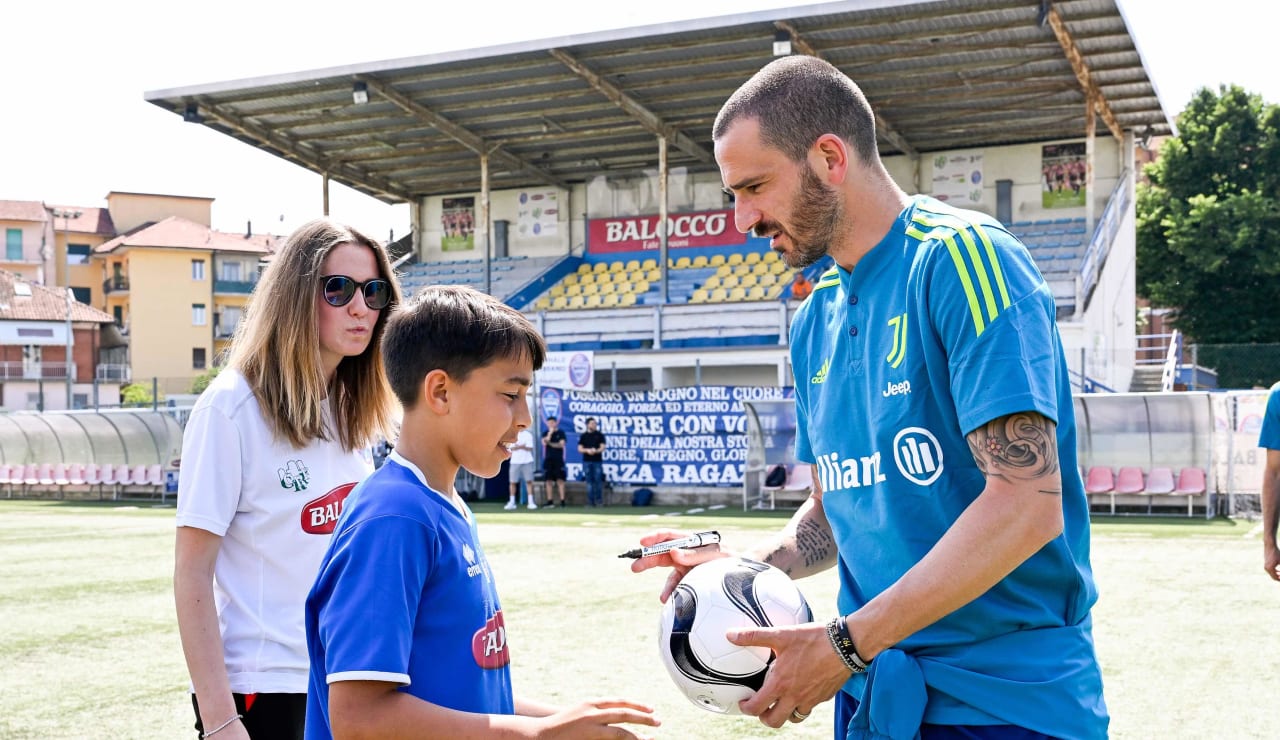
xmin=1265 ymin=543 xmax=1280 ymax=581
xmin=628 ymin=529 xmax=731 ymax=603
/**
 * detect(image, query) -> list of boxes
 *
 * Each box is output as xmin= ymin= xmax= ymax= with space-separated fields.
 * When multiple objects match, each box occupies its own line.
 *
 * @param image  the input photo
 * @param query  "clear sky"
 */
xmin=2 ymin=0 xmax=1276 ymax=243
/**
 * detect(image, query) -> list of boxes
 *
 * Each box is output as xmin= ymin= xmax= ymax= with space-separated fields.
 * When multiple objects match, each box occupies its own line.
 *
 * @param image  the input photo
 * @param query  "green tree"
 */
xmin=190 ymin=366 xmax=221 ymax=395
xmin=1136 ymin=85 xmax=1280 ymax=345
xmin=121 ymin=383 xmax=155 ymax=408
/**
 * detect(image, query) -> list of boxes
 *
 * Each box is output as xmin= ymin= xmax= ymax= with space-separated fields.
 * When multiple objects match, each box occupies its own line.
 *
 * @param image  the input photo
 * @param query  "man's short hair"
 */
xmin=713 ymin=55 xmax=878 ymax=167
xmin=382 ymin=285 xmax=547 ymax=408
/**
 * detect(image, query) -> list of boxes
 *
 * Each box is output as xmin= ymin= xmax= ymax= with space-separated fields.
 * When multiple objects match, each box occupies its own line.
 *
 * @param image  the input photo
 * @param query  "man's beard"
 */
xmin=755 ymin=164 xmax=841 ymax=270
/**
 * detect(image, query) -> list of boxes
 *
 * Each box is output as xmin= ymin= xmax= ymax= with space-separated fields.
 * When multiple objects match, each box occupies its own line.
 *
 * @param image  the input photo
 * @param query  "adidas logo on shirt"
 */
xmin=811 ymin=357 xmax=831 ymax=384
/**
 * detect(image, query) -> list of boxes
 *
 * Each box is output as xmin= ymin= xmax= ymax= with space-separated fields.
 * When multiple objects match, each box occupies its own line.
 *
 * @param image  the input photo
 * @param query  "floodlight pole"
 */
xmin=51 ymin=208 xmax=82 ymax=409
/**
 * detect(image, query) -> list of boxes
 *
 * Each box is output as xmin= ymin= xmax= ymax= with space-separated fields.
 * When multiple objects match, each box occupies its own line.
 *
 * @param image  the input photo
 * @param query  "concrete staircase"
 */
xmin=1129 ymin=366 xmax=1164 ymax=392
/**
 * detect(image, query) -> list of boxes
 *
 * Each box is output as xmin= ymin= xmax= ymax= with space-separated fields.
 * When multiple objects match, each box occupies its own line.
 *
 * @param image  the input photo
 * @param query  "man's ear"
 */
xmin=420 ymin=369 xmax=451 ymax=414
xmin=811 ymin=133 xmax=850 ymax=185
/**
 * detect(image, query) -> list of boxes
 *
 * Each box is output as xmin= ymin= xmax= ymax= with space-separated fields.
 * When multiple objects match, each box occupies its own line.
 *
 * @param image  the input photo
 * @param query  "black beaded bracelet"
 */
xmin=826 ymin=616 xmax=868 ymax=674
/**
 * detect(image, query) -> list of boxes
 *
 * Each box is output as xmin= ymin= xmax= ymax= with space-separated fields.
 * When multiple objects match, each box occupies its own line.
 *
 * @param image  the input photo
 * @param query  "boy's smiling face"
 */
xmin=443 ymin=353 xmax=534 ymax=480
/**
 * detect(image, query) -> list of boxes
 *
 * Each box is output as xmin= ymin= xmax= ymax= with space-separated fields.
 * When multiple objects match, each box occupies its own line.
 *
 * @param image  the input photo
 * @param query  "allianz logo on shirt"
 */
xmin=816 ymin=426 xmax=945 ymax=492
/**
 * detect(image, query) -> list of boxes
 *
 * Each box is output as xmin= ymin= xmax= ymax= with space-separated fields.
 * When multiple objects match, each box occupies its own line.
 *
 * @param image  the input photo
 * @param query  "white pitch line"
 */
xmin=1246 ymin=522 xmax=1263 ymax=538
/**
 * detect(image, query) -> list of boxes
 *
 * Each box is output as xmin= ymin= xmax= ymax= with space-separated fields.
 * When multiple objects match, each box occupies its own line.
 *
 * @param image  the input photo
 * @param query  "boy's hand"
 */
xmin=628 ymin=529 xmax=730 ymax=603
xmin=538 ymin=699 xmax=659 ymax=738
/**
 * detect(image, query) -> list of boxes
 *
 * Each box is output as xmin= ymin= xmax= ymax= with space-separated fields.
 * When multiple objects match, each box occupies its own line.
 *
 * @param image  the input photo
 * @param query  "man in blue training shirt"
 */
xmin=633 ymin=55 xmax=1107 ymax=739
xmin=1259 ymin=382 xmax=1280 ymax=580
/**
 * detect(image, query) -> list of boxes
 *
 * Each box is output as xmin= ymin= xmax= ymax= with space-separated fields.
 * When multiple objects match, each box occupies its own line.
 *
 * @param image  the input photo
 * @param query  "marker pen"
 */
xmin=618 ymin=530 xmax=721 ymax=559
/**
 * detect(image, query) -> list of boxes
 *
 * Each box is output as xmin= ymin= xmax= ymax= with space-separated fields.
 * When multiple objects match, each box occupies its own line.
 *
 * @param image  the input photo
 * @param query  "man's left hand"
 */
xmin=728 ymin=621 xmax=850 ymax=728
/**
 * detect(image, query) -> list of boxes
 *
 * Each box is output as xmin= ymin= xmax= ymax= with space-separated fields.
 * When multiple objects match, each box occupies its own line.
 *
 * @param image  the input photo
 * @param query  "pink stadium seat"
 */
xmin=37 ymin=463 xmax=56 ymax=486
xmin=785 ymin=464 xmax=814 ymax=492
xmin=1115 ymin=466 xmax=1145 ymax=495
xmin=52 ymin=463 xmax=71 ymax=487
xmin=1085 ymin=466 xmax=1116 ymax=514
xmin=1084 ymin=466 xmax=1114 ymax=494
xmin=114 ymin=463 xmax=132 ymax=486
xmin=21 ymin=463 xmax=40 ymax=487
xmin=84 ymin=463 xmax=103 ymax=499
xmin=100 ymin=464 xmax=120 ymax=500
xmin=0 ymin=464 xmax=13 ymax=497
xmin=67 ymin=463 xmax=86 ymax=486
xmin=1176 ymin=467 xmax=1207 ymax=495
xmin=1145 ymin=467 xmax=1175 ymax=494
xmin=146 ymin=464 xmax=163 ymax=486
xmin=131 ymin=464 xmax=149 ymax=492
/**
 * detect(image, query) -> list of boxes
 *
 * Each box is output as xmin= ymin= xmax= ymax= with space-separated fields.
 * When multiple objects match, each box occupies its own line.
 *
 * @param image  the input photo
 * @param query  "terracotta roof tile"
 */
xmin=95 ymin=216 xmax=272 ymax=255
xmin=46 ymin=205 xmax=115 ymax=236
xmin=0 ymin=200 xmax=49 ymax=222
xmin=0 ymin=269 xmax=115 ymax=323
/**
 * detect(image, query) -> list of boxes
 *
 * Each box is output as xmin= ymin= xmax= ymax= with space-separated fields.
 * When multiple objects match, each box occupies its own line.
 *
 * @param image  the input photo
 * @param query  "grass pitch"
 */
xmin=0 ymin=500 xmax=1276 ymax=738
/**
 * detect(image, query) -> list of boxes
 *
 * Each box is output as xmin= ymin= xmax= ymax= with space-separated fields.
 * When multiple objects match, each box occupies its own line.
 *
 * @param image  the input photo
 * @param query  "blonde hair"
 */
xmin=225 ymin=218 xmax=400 ymax=451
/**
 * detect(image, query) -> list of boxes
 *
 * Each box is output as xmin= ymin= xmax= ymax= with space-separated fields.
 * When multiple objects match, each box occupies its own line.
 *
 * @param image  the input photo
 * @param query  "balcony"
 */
xmin=96 ymin=364 xmax=131 ymax=382
xmin=0 ymin=361 xmax=75 ymax=381
xmin=213 ymin=278 xmax=257 ymax=294
xmin=103 ymin=276 xmax=130 ymax=294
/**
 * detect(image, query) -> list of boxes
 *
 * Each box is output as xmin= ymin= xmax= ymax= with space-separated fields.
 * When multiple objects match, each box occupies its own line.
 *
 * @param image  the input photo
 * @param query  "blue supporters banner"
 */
xmin=540 ymin=385 xmax=794 ymax=487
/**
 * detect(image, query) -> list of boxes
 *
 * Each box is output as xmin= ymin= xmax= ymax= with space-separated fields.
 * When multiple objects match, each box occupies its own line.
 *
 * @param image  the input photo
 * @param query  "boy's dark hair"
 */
xmin=382 ymin=285 xmax=547 ymax=407
xmin=546 ymin=416 xmax=558 ymax=422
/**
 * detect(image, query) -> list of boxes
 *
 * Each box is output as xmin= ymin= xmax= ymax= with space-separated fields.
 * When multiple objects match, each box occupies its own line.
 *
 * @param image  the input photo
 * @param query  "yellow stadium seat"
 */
xmin=619 ymin=293 xmax=637 ymax=307
xmin=709 ymin=288 xmax=729 ymax=303
xmin=568 ymin=295 xmax=586 ymax=309
xmin=608 ymin=261 xmax=624 ymax=272
xmin=691 ymin=255 xmax=709 ymax=268
xmin=758 ymin=273 xmax=778 ymax=287
xmin=624 ymin=259 xmax=641 ymax=272
xmin=596 ymin=281 xmax=615 ymax=294
xmin=715 ymin=264 xmax=733 ymax=277
xmin=703 ymin=275 xmax=721 ymax=290
xmin=708 ymin=254 xmax=727 ymax=267
xmin=645 ymin=268 xmax=661 ymax=282
xmin=563 ymin=273 xmax=579 ymax=285
xmin=615 ymin=281 xmax=633 ymax=294
xmin=551 ymin=295 xmax=569 ymax=310
xmin=602 ymin=293 xmax=620 ymax=308
xmin=746 ymin=286 xmax=767 ymax=301
xmin=549 ymin=284 xmax=566 ymax=297
xmin=769 ymin=260 xmax=788 ymax=275
xmin=566 ymin=284 xmax=582 ymax=297
xmin=766 ymin=283 xmax=785 ymax=299
xmin=633 ymin=280 xmax=650 ymax=293
xmin=612 ymin=270 xmax=631 ymax=284
xmin=728 ymin=287 xmax=747 ymax=302
xmin=628 ymin=270 xmax=647 ymax=284
xmin=579 ymin=272 xmax=595 ymax=285
xmin=673 ymin=256 xmax=692 ymax=270
xmin=582 ymin=283 xmax=600 ymax=296
xmin=751 ymin=261 xmax=771 ymax=275
xmin=690 ymin=288 xmax=709 ymax=304
xmin=762 ymin=250 xmax=780 ymax=263
xmin=593 ymin=262 xmax=609 ymax=273
xmin=733 ymin=263 xmax=752 ymax=275
xmin=745 ymin=251 xmax=762 ymax=265
xmin=721 ymin=275 xmax=740 ymax=289
xmin=641 ymin=258 xmax=658 ymax=271
xmin=534 ymin=296 xmax=551 ymax=310
xmin=726 ymin=253 xmax=744 ymax=266
xmin=740 ymin=274 xmax=759 ymax=288
xmin=584 ymin=294 xmax=603 ymax=309
xmin=577 ymin=263 xmax=593 ymax=274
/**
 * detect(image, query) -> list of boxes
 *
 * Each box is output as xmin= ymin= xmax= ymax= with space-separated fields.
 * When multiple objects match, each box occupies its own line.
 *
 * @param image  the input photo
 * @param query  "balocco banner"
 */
xmin=587 ymin=209 xmax=745 ymax=254
xmin=549 ymin=385 xmax=794 ymax=487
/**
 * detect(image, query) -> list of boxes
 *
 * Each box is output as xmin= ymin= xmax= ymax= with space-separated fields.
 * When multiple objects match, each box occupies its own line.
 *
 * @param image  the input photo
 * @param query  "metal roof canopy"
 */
xmin=144 ymin=0 xmax=1170 ymax=206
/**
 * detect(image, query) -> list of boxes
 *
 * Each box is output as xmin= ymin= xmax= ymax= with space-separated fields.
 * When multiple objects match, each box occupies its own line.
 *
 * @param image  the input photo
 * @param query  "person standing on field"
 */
xmin=1259 ymin=381 xmax=1280 ymax=580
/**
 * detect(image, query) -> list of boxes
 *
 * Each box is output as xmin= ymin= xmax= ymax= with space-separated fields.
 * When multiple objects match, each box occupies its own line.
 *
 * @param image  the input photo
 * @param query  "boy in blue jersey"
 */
xmin=633 ymin=56 xmax=1108 ymax=738
xmin=1259 ymin=382 xmax=1280 ymax=580
xmin=305 ymin=285 xmax=659 ymax=738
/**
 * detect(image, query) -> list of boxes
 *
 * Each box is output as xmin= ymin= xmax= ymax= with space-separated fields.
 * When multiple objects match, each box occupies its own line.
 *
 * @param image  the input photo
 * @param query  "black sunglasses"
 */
xmin=321 ymin=275 xmax=392 ymax=310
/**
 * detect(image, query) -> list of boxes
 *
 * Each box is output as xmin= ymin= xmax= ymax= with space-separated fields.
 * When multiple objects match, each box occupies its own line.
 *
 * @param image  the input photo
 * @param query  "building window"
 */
xmin=67 ymin=244 xmax=91 ymax=265
xmin=113 ymin=306 xmax=123 ymax=326
xmin=218 ymin=306 xmax=243 ymax=338
xmin=221 ymin=261 xmax=242 ymax=281
xmin=73 ymin=393 xmax=89 ymax=410
xmin=192 ymin=259 xmax=205 ymax=280
xmin=193 ymin=348 xmax=207 ymax=370
xmin=192 ymin=303 xmax=207 ymax=326
xmin=71 ymin=287 xmax=90 ymax=304
xmin=6 ymin=228 xmax=21 ymax=260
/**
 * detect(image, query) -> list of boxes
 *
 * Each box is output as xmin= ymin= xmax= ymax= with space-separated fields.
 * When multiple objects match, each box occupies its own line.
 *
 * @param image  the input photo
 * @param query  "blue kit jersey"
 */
xmin=790 ymin=196 xmax=1106 ymax=738
xmin=305 ymin=453 xmax=513 ymax=738
xmin=1259 ymin=381 xmax=1280 ymax=450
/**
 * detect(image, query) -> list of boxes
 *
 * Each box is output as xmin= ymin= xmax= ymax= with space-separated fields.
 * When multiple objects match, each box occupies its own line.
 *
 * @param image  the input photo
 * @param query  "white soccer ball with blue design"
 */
xmin=657 ymin=556 xmax=813 ymax=714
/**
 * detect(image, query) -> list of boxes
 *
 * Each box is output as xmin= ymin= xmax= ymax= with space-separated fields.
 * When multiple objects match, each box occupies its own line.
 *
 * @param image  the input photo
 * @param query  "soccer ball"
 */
xmin=657 ymin=556 xmax=813 ymax=714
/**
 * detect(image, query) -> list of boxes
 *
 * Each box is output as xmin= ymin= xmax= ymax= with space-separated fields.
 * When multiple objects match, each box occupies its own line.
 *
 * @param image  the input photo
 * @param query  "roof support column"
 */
xmin=658 ymin=135 xmax=669 ymax=305
xmin=322 ymin=172 xmax=330 ymax=216
xmin=1085 ymin=92 xmax=1096 ymax=236
xmin=480 ymin=153 xmax=491 ymax=296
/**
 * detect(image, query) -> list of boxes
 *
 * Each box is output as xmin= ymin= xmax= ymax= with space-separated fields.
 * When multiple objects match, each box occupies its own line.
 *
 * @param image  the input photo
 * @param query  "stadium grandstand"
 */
xmin=146 ymin=0 xmax=1170 ymax=395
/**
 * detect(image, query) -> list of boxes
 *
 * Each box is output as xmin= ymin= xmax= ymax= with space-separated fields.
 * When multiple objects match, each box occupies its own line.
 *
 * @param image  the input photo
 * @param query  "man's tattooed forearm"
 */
xmin=795 ymin=517 xmax=835 ymax=569
xmin=967 ymin=412 xmax=1060 ymax=493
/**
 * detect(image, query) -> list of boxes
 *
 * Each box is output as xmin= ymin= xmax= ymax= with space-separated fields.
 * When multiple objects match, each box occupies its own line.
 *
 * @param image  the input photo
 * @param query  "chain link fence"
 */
xmin=1187 ymin=343 xmax=1280 ymax=391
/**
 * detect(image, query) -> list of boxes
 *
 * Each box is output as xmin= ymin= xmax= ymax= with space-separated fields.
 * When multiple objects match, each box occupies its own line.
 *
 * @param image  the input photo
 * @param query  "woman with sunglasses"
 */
xmin=174 ymin=218 xmax=399 ymax=740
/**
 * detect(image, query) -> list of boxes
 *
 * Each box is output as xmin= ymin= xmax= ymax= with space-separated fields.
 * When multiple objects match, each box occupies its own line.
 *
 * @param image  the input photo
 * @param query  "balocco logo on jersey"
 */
xmin=893 ymin=427 xmax=944 ymax=485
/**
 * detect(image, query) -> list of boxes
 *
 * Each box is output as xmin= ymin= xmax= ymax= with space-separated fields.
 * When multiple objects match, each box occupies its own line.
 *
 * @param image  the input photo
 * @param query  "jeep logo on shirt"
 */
xmin=301 ymin=482 xmax=355 ymax=534
xmin=472 ymin=611 xmax=510 ymax=669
